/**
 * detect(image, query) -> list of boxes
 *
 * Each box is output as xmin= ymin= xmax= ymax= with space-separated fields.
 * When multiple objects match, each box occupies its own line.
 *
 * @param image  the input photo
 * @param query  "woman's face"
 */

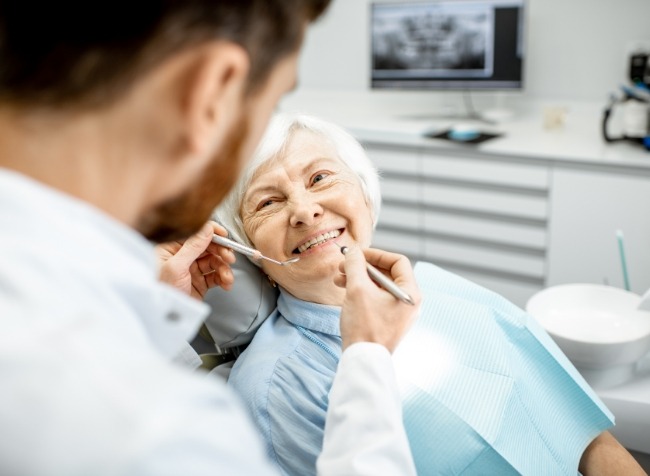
xmin=241 ymin=129 xmax=374 ymax=304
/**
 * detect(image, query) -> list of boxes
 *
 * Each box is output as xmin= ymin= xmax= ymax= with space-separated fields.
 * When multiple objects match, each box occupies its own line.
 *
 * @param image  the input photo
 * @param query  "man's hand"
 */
xmin=155 ymin=221 xmax=236 ymax=300
xmin=334 ymin=247 xmax=421 ymax=353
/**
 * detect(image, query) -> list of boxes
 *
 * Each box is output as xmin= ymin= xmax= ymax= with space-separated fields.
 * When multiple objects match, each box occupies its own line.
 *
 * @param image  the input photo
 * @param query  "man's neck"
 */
xmin=0 ymin=106 xmax=159 ymax=228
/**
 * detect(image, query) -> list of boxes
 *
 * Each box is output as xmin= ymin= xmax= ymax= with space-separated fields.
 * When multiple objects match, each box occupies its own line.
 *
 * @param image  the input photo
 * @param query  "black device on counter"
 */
xmin=601 ymin=85 xmax=650 ymax=151
xmin=630 ymin=52 xmax=650 ymax=89
xmin=601 ymin=51 xmax=650 ymax=151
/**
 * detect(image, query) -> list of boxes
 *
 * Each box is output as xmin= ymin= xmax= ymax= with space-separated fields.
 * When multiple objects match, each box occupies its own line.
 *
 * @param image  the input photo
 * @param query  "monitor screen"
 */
xmin=371 ymin=0 xmax=525 ymax=90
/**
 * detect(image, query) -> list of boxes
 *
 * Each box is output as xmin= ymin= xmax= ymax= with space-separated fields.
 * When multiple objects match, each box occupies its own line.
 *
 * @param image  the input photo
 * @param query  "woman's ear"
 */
xmin=179 ymin=41 xmax=250 ymax=160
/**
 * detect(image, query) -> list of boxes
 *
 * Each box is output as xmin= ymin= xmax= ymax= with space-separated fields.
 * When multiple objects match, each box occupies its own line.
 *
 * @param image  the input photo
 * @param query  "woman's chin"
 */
xmin=285 ymin=281 xmax=345 ymax=306
xmin=280 ymin=263 xmax=342 ymax=290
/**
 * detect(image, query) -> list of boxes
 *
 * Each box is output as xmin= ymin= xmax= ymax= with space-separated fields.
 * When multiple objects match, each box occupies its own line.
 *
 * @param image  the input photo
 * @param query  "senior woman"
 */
xmin=214 ymin=113 xmax=645 ymax=476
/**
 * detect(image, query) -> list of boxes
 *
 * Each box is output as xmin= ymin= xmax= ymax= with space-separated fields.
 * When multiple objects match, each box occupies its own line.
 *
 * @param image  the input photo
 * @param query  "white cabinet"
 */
xmin=362 ymin=140 xmax=650 ymax=308
xmin=370 ymin=145 xmax=424 ymax=256
xmin=365 ymin=143 xmax=550 ymax=308
xmin=546 ymin=167 xmax=650 ymax=295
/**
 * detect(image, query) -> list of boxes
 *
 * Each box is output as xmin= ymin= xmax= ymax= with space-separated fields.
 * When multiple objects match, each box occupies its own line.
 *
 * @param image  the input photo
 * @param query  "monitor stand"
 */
xmin=429 ymin=109 xmax=499 ymax=126
xmin=399 ymin=92 xmax=512 ymax=126
xmin=480 ymin=92 xmax=515 ymax=124
xmin=398 ymin=109 xmax=497 ymax=126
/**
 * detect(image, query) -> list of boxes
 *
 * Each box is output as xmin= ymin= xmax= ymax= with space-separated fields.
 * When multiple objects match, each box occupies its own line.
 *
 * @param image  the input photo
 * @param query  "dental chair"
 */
xmin=193 ymin=255 xmax=277 ymax=379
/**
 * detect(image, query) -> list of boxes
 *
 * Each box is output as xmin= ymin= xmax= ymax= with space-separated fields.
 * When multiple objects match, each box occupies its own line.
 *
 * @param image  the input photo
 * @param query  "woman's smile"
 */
xmin=294 ymin=228 xmax=343 ymax=255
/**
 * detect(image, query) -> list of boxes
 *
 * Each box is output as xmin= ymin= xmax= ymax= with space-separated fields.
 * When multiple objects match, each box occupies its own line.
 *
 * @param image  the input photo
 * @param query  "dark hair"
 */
xmin=0 ymin=0 xmax=330 ymax=108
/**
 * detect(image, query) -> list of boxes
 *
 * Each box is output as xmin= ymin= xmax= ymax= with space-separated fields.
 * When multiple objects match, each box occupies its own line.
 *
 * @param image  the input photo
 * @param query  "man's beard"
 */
xmin=137 ymin=115 xmax=249 ymax=243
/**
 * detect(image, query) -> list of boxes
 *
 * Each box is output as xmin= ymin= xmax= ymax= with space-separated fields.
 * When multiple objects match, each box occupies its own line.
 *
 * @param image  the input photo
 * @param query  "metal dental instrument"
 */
xmin=335 ymin=243 xmax=415 ymax=305
xmin=212 ymin=234 xmax=300 ymax=266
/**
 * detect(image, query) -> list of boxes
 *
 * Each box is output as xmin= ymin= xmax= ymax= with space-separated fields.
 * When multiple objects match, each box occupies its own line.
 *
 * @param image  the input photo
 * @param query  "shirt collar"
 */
xmin=277 ymin=287 xmax=341 ymax=337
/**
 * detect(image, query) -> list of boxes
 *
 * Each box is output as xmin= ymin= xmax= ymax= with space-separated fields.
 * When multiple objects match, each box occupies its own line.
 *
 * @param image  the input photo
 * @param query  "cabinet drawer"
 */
xmin=372 ymin=228 xmax=421 ymax=257
xmin=366 ymin=146 xmax=419 ymax=174
xmin=421 ymin=183 xmax=548 ymax=220
xmin=378 ymin=203 xmax=419 ymax=231
xmin=422 ymin=210 xmax=546 ymax=249
xmin=381 ymin=177 xmax=419 ymax=204
xmin=423 ymin=239 xmax=545 ymax=279
xmin=421 ymin=154 xmax=549 ymax=190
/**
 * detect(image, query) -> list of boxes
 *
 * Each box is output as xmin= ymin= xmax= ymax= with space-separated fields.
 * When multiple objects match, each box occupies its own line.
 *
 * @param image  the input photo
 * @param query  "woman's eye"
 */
xmin=312 ymin=172 xmax=330 ymax=184
xmin=259 ymin=199 xmax=274 ymax=209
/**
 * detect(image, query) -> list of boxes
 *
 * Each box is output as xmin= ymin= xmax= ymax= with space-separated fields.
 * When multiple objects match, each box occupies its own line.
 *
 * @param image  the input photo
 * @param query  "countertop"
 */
xmin=279 ymin=90 xmax=650 ymax=170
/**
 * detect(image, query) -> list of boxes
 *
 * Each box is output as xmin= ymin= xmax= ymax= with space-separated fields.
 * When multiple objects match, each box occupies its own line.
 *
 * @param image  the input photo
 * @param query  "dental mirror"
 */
xmin=212 ymin=234 xmax=300 ymax=266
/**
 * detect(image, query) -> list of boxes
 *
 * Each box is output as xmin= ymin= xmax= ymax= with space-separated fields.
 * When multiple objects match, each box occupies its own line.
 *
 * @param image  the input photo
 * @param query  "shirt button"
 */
xmin=166 ymin=311 xmax=181 ymax=322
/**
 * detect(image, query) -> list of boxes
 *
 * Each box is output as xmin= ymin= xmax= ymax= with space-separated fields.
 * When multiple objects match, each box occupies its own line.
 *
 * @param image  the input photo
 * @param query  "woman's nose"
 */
xmin=288 ymin=195 xmax=323 ymax=227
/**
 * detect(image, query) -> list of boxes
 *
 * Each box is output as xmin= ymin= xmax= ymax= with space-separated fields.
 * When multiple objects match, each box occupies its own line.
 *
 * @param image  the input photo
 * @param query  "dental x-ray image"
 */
xmin=372 ymin=2 xmax=494 ymax=78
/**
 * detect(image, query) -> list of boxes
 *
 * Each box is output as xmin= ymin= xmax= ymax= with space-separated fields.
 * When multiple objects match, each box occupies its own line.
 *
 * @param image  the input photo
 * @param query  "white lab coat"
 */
xmin=0 ymin=168 xmax=415 ymax=476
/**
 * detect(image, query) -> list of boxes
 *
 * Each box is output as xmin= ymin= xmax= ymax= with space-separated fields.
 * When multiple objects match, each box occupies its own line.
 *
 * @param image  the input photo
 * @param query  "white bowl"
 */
xmin=526 ymin=284 xmax=650 ymax=388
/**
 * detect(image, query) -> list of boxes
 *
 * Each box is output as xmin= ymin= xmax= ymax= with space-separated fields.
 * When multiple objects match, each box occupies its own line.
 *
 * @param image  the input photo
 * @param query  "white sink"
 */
xmin=526 ymin=284 xmax=650 ymax=388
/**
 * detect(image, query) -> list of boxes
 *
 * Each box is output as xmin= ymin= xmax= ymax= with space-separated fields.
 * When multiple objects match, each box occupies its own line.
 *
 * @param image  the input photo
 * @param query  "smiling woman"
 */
xmin=212 ymin=113 xmax=644 ymax=476
xmin=216 ymin=113 xmax=381 ymax=306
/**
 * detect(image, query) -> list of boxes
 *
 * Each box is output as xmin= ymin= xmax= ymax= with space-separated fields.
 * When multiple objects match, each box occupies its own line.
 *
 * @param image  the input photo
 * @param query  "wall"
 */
xmin=296 ymin=0 xmax=650 ymax=105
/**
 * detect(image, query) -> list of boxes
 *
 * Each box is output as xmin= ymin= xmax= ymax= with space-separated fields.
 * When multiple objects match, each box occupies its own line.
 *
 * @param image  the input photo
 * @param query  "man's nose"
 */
xmin=289 ymin=193 xmax=323 ymax=227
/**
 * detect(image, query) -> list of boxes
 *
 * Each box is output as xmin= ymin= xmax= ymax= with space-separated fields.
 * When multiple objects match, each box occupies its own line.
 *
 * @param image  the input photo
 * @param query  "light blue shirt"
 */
xmin=229 ymin=262 xmax=615 ymax=476
xmin=229 ymin=290 xmax=342 ymax=475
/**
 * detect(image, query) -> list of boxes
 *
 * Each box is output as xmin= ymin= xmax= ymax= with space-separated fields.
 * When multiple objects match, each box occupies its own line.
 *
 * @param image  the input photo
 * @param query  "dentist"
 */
xmin=0 ymin=1 xmax=419 ymax=475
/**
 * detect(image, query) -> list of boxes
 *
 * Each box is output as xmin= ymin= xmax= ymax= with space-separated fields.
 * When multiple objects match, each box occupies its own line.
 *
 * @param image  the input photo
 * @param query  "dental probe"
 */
xmin=336 ymin=243 xmax=415 ymax=305
xmin=212 ymin=234 xmax=300 ymax=266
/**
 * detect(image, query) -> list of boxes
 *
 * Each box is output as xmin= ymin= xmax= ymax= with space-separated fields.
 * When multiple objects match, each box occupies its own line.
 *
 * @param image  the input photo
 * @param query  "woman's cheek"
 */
xmin=243 ymin=217 xmax=262 ymax=242
xmin=248 ymin=217 xmax=278 ymax=250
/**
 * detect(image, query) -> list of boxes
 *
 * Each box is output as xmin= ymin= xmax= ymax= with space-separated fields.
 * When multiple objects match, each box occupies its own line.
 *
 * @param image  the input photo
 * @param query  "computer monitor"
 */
xmin=371 ymin=0 xmax=526 ymax=91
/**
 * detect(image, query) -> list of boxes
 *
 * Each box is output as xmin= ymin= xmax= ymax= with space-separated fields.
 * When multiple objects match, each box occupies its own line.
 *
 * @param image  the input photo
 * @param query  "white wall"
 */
xmin=296 ymin=0 xmax=650 ymax=103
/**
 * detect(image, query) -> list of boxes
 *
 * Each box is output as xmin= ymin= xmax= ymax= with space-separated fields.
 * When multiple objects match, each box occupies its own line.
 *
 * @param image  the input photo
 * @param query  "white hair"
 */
xmin=214 ymin=112 xmax=381 ymax=252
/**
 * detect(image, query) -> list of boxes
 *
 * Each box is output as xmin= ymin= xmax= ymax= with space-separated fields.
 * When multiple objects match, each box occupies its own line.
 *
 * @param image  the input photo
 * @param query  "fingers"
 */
xmin=172 ymin=222 xmax=216 ymax=270
xmin=211 ymin=221 xmax=229 ymax=238
xmin=335 ymin=247 xmax=420 ymax=305
xmin=156 ymin=221 xmax=236 ymax=300
xmin=337 ymin=245 xmax=367 ymax=290
xmin=337 ymin=246 xmax=421 ymax=353
xmin=173 ymin=221 xmax=236 ymax=269
xmin=196 ymin=253 xmax=234 ymax=289
xmin=206 ymin=221 xmax=237 ymax=264
xmin=154 ymin=240 xmax=181 ymax=263
xmin=186 ymin=254 xmax=235 ymax=300
xmin=363 ymin=248 xmax=421 ymax=304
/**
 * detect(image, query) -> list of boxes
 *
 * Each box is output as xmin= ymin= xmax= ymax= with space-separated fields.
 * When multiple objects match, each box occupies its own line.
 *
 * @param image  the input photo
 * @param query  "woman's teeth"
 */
xmin=297 ymin=230 xmax=341 ymax=254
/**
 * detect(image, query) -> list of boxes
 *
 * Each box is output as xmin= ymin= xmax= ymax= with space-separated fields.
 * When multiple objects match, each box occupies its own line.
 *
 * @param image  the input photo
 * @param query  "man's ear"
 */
xmin=180 ymin=41 xmax=250 ymax=159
